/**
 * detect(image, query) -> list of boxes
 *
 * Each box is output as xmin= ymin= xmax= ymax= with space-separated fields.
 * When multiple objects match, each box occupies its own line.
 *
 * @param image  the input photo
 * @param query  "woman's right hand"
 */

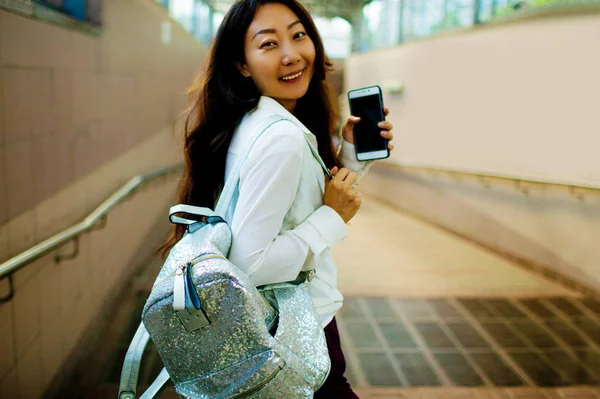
xmin=323 ymin=167 xmax=362 ymax=223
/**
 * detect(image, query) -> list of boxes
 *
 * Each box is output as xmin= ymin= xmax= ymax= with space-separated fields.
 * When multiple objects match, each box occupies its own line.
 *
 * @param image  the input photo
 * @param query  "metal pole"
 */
xmin=207 ymin=5 xmax=214 ymax=42
xmin=474 ymin=0 xmax=481 ymax=25
xmin=192 ymin=0 xmax=198 ymax=36
xmin=439 ymin=0 xmax=450 ymax=32
xmin=350 ymin=7 xmax=363 ymax=52
xmin=398 ymin=0 xmax=404 ymax=44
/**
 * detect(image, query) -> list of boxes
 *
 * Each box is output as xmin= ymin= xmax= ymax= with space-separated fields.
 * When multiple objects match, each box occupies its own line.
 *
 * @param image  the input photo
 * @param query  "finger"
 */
xmin=378 ymin=121 xmax=393 ymax=130
xmin=343 ymin=172 xmax=358 ymax=189
xmin=333 ymin=167 xmax=350 ymax=183
xmin=383 ymin=107 xmax=389 ymax=116
xmin=354 ymin=192 xmax=362 ymax=205
xmin=344 ymin=116 xmax=361 ymax=129
xmin=327 ymin=166 xmax=339 ymax=182
xmin=388 ymin=143 xmax=395 ymax=151
xmin=381 ymin=131 xmax=393 ymax=140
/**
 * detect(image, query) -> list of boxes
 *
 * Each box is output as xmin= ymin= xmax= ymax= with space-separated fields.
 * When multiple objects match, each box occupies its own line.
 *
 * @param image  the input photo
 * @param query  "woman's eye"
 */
xmin=261 ymin=41 xmax=276 ymax=49
xmin=294 ymin=32 xmax=306 ymax=39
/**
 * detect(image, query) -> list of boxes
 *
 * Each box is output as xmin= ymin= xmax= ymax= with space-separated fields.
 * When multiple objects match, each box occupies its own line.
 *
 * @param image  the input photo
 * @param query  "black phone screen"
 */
xmin=350 ymin=94 xmax=387 ymax=154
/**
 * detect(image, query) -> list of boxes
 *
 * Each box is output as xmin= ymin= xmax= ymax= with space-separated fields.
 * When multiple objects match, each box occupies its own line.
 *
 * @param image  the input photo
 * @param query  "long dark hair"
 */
xmin=158 ymin=0 xmax=339 ymax=258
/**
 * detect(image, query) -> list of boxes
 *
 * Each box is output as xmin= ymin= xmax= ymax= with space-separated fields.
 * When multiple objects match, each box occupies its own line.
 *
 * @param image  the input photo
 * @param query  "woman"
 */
xmin=159 ymin=0 xmax=394 ymax=396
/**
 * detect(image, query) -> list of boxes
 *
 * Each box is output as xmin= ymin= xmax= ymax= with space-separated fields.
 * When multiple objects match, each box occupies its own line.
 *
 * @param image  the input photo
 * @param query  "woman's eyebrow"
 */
xmin=252 ymin=20 xmax=302 ymax=40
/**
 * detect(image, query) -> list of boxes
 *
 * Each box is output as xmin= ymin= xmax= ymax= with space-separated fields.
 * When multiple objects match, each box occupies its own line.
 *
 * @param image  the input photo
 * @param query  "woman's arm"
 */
xmin=228 ymin=122 xmax=347 ymax=287
xmin=338 ymin=139 xmax=374 ymax=183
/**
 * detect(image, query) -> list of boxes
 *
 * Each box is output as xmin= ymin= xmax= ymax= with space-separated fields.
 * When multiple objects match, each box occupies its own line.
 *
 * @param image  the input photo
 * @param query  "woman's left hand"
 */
xmin=341 ymin=107 xmax=395 ymax=152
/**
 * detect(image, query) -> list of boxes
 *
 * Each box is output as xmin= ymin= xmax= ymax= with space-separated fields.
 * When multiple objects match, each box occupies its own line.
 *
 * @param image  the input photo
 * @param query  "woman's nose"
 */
xmin=281 ymin=44 xmax=301 ymax=65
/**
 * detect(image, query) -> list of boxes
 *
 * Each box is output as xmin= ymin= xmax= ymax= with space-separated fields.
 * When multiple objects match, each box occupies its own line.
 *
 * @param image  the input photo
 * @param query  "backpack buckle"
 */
xmin=177 ymin=308 xmax=210 ymax=332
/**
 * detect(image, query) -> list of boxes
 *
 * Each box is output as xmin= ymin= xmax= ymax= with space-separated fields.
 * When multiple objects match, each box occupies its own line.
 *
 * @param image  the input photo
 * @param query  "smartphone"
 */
xmin=348 ymin=85 xmax=389 ymax=162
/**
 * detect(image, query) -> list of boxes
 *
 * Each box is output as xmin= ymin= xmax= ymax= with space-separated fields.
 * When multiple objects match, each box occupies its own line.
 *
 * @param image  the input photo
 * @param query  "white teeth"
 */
xmin=281 ymin=70 xmax=303 ymax=81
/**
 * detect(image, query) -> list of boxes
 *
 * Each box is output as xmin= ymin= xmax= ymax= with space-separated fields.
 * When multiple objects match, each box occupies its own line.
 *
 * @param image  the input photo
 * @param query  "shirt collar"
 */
xmin=256 ymin=96 xmax=314 ymax=136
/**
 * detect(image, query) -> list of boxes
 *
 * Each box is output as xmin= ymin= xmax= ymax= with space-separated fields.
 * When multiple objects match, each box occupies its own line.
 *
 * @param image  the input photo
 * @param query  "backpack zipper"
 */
xmin=230 ymin=365 xmax=283 ymax=399
xmin=156 ymin=253 xmax=227 ymax=286
xmin=157 ymin=253 xmax=277 ymax=323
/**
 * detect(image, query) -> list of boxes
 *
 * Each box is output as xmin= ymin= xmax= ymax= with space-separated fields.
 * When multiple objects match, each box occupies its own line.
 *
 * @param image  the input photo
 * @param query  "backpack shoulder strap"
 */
xmin=215 ymin=115 xmax=286 ymax=217
xmin=215 ymin=115 xmax=332 ymax=217
xmin=118 ymin=323 xmax=171 ymax=399
xmin=118 ymin=322 xmax=155 ymax=399
xmin=140 ymin=368 xmax=170 ymax=399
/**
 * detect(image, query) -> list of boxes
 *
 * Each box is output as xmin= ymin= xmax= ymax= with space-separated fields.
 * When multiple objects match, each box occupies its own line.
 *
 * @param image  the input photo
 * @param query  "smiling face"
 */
xmin=239 ymin=2 xmax=316 ymax=112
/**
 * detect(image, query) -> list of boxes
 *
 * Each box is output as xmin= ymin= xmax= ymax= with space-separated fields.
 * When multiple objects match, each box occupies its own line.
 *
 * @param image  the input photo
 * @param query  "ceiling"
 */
xmin=206 ymin=0 xmax=373 ymax=22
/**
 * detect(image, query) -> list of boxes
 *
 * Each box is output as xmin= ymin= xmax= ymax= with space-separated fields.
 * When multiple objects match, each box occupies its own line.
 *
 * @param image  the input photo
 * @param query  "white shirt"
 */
xmin=223 ymin=96 xmax=371 ymax=327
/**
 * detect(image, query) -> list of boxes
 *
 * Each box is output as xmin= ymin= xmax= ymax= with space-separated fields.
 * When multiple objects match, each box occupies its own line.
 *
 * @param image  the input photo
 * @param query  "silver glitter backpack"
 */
xmin=118 ymin=115 xmax=331 ymax=399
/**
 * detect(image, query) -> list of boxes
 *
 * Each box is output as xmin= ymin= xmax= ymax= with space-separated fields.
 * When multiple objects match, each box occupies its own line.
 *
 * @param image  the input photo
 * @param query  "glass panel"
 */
xmin=314 ymin=16 xmax=352 ymax=59
xmin=170 ymin=0 xmax=196 ymax=33
xmin=213 ymin=10 xmax=225 ymax=33
xmin=36 ymin=0 xmax=103 ymax=25
xmin=195 ymin=1 xmax=210 ymax=42
xmin=356 ymin=0 xmax=581 ymax=52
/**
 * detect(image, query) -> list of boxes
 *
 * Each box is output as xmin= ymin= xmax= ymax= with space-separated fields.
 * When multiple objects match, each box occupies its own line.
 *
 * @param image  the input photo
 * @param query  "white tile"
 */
xmin=0 ymin=367 xmax=18 ymax=398
xmin=40 ymin=320 xmax=64 ymax=391
xmin=0 ymin=69 xmax=30 ymax=144
xmin=71 ymin=31 xmax=97 ymax=71
xmin=28 ymin=70 xmax=53 ymax=137
xmin=12 ymin=255 xmax=45 ymax=294
xmin=0 ymin=302 xmax=15 ymax=378
xmin=0 ymin=10 xmax=73 ymax=68
xmin=31 ymin=133 xmax=59 ymax=203
xmin=16 ymin=336 xmax=42 ymax=399
xmin=38 ymin=256 xmax=62 ymax=324
xmin=12 ymin=270 xmax=40 ymax=359
xmin=52 ymin=71 xmax=73 ymax=134
xmin=0 ymin=146 xmax=7 ymax=225
xmin=7 ymin=210 xmax=36 ymax=268
xmin=0 ymin=224 xmax=9 ymax=261
xmin=0 ymin=63 xmax=4 ymax=148
xmin=5 ymin=140 xmax=35 ymax=218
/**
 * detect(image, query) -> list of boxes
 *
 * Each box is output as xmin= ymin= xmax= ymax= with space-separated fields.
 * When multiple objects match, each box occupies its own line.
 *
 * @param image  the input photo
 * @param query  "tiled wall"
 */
xmin=0 ymin=0 xmax=208 ymax=396
xmin=0 ymin=0 xmax=207 ymax=230
xmin=344 ymin=12 xmax=600 ymax=294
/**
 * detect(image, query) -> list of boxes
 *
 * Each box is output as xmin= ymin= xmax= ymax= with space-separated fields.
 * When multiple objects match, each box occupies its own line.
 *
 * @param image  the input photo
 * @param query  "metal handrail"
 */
xmin=0 ymin=163 xmax=184 ymax=302
xmin=3 ymin=158 xmax=596 ymax=301
xmin=377 ymin=161 xmax=600 ymax=197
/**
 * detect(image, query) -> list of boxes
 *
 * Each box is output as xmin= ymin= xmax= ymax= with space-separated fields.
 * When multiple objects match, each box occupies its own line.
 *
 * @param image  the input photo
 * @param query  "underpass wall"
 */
xmin=343 ymin=10 xmax=600 ymax=295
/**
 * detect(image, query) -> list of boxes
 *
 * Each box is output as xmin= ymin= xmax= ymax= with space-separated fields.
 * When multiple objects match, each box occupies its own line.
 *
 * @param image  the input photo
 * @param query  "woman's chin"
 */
xmin=279 ymin=87 xmax=310 ymax=101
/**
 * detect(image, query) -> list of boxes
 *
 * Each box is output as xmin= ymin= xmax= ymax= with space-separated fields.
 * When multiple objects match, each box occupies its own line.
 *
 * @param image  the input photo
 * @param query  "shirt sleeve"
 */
xmin=228 ymin=122 xmax=348 ymax=287
xmin=338 ymin=138 xmax=374 ymax=184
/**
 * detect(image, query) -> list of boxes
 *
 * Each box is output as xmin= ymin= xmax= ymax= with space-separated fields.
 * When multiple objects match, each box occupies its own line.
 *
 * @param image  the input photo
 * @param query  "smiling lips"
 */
xmin=280 ymin=69 xmax=304 ymax=82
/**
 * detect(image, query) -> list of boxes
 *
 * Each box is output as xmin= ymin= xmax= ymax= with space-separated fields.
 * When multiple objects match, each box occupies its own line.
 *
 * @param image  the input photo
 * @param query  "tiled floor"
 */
xmin=353 ymin=387 xmax=600 ymax=398
xmin=328 ymin=196 xmax=600 ymax=395
xmin=338 ymin=297 xmax=600 ymax=389
xmin=88 ymin=295 xmax=599 ymax=397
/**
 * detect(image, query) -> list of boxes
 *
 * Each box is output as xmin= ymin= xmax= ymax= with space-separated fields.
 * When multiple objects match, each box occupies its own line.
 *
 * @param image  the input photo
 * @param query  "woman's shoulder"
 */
xmin=237 ymin=111 xmax=307 ymax=154
xmin=257 ymin=120 xmax=307 ymax=160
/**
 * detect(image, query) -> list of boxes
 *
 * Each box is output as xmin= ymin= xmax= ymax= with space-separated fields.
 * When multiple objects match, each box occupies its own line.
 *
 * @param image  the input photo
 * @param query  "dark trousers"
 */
xmin=314 ymin=317 xmax=359 ymax=399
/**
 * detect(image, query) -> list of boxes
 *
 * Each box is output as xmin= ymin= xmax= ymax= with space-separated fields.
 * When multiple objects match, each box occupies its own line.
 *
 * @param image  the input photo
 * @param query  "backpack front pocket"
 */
xmin=175 ymin=349 xmax=285 ymax=399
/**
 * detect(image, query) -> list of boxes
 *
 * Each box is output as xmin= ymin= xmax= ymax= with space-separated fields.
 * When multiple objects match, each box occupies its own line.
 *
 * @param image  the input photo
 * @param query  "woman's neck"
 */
xmin=275 ymin=98 xmax=297 ymax=113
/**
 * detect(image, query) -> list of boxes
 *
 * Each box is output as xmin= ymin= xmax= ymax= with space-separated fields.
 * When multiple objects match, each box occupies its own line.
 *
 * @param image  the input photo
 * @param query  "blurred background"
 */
xmin=0 ymin=0 xmax=599 ymax=398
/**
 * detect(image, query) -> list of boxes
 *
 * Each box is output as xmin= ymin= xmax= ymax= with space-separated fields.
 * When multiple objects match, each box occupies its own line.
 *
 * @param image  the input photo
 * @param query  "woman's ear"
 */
xmin=236 ymin=62 xmax=251 ymax=78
